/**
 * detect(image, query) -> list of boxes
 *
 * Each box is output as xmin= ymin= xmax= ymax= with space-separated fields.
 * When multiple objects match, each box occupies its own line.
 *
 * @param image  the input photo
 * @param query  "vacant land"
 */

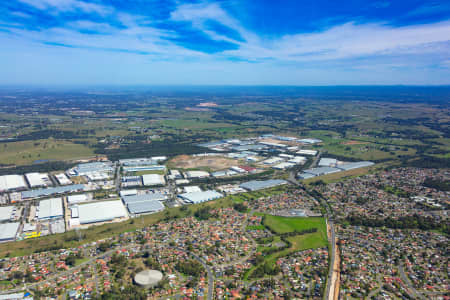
xmin=169 ymin=154 xmax=241 ymax=171
xmin=245 ymin=215 xmax=328 ymax=279
xmin=0 ymin=139 xmax=94 ymax=166
xmin=264 ymin=215 xmax=327 ymax=240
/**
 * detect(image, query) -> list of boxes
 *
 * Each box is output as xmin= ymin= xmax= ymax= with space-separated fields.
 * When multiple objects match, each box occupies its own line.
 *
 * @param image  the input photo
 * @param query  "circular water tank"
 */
xmin=134 ymin=269 xmax=163 ymax=288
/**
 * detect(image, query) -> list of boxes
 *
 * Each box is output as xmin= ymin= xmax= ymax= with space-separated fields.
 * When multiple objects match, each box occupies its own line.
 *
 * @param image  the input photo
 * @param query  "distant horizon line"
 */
xmin=1 ymin=84 xmax=450 ymax=89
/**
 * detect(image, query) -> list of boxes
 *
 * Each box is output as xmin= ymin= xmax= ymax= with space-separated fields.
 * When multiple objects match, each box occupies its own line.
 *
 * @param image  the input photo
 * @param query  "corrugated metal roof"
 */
xmin=122 ymin=193 xmax=166 ymax=204
xmin=0 ymin=175 xmax=27 ymax=191
xmin=0 ymin=206 xmax=14 ymax=222
xmin=0 ymin=222 xmax=20 ymax=241
xmin=239 ymin=179 xmax=287 ymax=191
xmin=303 ymin=167 xmax=341 ymax=175
xmin=38 ymin=198 xmax=63 ymax=220
xmin=22 ymin=184 xmax=84 ymax=199
xmin=78 ymin=200 xmax=127 ymax=224
xmin=127 ymin=200 xmax=164 ymax=214
xmin=178 ymin=190 xmax=223 ymax=204
xmin=337 ymin=161 xmax=374 ymax=171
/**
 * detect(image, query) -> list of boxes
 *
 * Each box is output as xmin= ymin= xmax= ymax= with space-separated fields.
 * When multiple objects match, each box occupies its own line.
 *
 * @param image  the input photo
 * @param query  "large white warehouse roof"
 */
xmin=142 ymin=174 xmax=166 ymax=186
xmin=38 ymin=198 xmax=63 ymax=220
xmin=78 ymin=200 xmax=127 ymax=224
xmin=0 ymin=175 xmax=27 ymax=192
xmin=0 ymin=222 xmax=19 ymax=241
xmin=0 ymin=206 xmax=14 ymax=222
xmin=178 ymin=190 xmax=223 ymax=204
xmin=25 ymin=172 xmax=51 ymax=188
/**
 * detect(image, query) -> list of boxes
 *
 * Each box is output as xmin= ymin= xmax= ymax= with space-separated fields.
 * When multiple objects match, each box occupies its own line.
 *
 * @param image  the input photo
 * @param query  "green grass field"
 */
xmin=0 ymin=139 xmax=94 ymax=165
xmin=245 ymin=215 xmax=328 ymax=279
xmin=263 ymin=215 xmax=327 ymax=238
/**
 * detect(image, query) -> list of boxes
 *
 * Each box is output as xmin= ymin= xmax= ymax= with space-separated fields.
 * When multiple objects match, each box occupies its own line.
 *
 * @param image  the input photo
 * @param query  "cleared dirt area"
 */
xmin=342 ymin=140 xmax=369 ymax=145
xmin=169 ymin=155 xmax=241 ymax=171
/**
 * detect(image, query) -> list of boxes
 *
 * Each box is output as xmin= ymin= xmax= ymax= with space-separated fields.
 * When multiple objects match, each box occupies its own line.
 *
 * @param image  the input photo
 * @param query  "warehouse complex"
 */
xmin=0 ymin=134 xmax=377 ymax=243
xmin=298 ymin=159 xmax=374 ymax=179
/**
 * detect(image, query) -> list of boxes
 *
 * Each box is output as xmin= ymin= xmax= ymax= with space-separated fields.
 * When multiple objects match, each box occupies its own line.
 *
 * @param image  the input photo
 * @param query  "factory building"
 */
xmin=0 ymin=175 xmax=27 ymax=192
xmin=68 ymin=162 xmax=114 ymax=180
xmin=120 ymin=189 xmax=138 ymax=197
xmin=0 ymin=206 xmax=14 ymax=222
xmin=127 ymin=201 xmax=164 ymax=215
xmin=184 ymin=170 xmax=210 ymax=179
xmin=337 ymin=161 xmax=374 ymax=171
xmin=142 ymin=174 xmax=166 ymax=186
xmin=303 ymin=167 xmax=341 ymax=176
xmin=0 ymin=222 xmax=20 ymax=242
xmin=122 ymin=193 xmax=167 ymax=205
xmin=55 ymin=173 xmax=72 ymax=185
xmin=318 ymin=158 xmax=338 ymax=167
xmin=25 ymin=172 xmax=51 ymax=188
xmin=298 ymin=138 xmax=322 ymax=144
xmin=67 ymin=194 xmax=88 ymax=205
xmin=288 ymin=156 xmax=307 ymax=165
xmin=38 ymin=198 xmax=63 ymax=220
xmin=240 ymin=179 xmax=288 ymax=191
xmin=123 ymin=165 xmax=166 ymax=173
xmin=183 ymin=186 xmax=202 ymax=193
xmin=21 ymin=184 xmax=84 ymax=200
xmin=272 ymin=162 xmax=296 ymax=170
xmin=76 ymin=200 xmax=127 ymax=224
xmin=296 ymin=149 xmax=318 ymax=156
xmin=178 ymin=190 xmax=223 ymax=204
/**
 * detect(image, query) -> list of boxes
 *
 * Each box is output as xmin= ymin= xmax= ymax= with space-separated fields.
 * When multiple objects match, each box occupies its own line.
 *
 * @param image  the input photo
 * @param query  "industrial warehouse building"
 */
xmin=127 ymin=201 xmax=164 ymax=215
xmin=0 ymin=175 xmax=27 ymax=192
xmin=303 ymin=167 xmax=341 ymax=176
xmin=122 ymin=193 xmax=167 ymax=204
xmin=25 ymin=172 xmax=51 ymax=188
xmin=22 ymin=184 xmax=84 ymax=200
xmin=318 ymin=158 xmax=338 ymax=167
xmin=240 ymin=179 xmax=288 ymax=191
xmin=298 ymin=161 xmax=375 ymax=179
xmin=68 ymin=162 xmax=114 ymax=181
xmin=178 ymin=190 xmax=223 ymax=204
xmin=122 ymin=193 xmax=166 ymax=215
xmin=38 ymin=198 xmax=63 ymax=220
xmin=337 ymin=161 xmax=374 ymax=171
xmin=0 ymin=206 xmax=14 ymax=222
xmin=184 ymin=170 xmax=210 ymax=179
xmin=123 ymin=165 xmax=166 ymax=173
xmin=142 ymin=174 xmax=166 ymax=186
xmin=67 ymin=194 xmax=88 ymax=204
xmin=296 ymin=149 xmax=318 ymax=156
xmin=0 ymin=222 xmax=20 ymax=242
xmin=55 ymin=173 xmax=72 ymax=185
xmin=76 ymin=200 xmax=127 ymax=224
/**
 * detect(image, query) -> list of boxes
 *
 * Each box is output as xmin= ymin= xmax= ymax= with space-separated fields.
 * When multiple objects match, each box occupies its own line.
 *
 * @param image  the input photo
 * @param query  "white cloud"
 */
xmin=18 ymin=0 xmax=112 ymax=15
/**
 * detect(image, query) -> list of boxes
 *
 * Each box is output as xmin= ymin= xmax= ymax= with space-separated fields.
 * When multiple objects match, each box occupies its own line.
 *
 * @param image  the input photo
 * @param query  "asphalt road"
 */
xmin=398 ymin=263 xmax=426 ymax=300
xmin=325 ymin=220 xmax=337 ymax=300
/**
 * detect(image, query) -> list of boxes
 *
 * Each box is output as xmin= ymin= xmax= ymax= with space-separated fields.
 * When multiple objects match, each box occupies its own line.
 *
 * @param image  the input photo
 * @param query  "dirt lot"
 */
xmin=342 ymin=140 xmax=369 ymax=145
xmin=169 ymin=155 xmax=241 ymax=171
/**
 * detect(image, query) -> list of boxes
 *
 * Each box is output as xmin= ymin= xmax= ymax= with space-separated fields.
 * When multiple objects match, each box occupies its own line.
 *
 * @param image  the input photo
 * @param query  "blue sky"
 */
xmin=0 ymin=0 xmax=449 ymax=85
